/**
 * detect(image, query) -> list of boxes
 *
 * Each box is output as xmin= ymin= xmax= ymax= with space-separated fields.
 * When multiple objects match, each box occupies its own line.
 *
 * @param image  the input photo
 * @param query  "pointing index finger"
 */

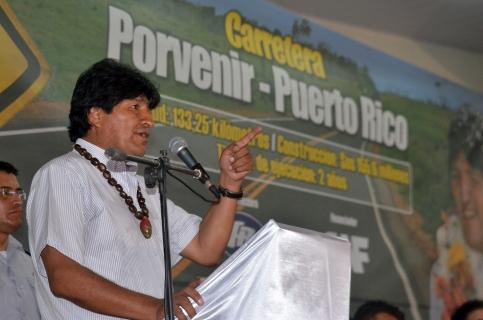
xmin=235 ymin=127 xmax=262 ymax=148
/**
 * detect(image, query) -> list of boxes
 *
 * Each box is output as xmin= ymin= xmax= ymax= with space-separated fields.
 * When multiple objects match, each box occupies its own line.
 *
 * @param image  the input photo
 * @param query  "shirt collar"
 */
xmin=75 ymin=138 xmax=138 ymax=173
xmin=6 ymin=235 xmax=23 ymax=254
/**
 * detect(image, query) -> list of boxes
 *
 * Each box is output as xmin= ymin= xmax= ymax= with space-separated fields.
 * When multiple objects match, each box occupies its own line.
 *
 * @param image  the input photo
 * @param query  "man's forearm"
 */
xmin=182 ymin=127 xmax=261 ymax=265
xmin=42 ymin=245 xmax=160 ymax=320
xmin=198 ymin=196 xmax=239 ymax=261
xmin=181 ymin=190 xmax=239 ymax=265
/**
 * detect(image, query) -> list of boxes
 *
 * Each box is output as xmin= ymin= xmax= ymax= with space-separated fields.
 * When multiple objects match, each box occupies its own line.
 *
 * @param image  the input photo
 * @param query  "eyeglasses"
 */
xmin=0 ymin=187 xmax=27 ymax=201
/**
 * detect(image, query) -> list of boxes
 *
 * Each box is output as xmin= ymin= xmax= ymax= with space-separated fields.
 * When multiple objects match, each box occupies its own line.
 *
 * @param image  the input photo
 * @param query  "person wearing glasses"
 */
xmin=0 ymin=161 xmax=40 ymax=319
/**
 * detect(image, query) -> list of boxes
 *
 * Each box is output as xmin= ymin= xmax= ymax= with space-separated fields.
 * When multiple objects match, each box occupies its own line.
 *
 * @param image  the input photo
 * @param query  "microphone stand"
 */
xmin=143 ymin=150 xmax=200 ymax=320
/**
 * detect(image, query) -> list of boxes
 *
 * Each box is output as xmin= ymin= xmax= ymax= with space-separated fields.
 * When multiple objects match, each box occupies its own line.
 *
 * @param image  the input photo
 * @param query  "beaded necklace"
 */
xmin=74 ymin=144 xmax=152 ymax=239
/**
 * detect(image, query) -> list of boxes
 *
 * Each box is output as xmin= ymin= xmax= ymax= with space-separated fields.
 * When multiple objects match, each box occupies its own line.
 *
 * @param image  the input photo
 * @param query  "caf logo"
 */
xmin=225 ymin=212 xmax=262 ymax=256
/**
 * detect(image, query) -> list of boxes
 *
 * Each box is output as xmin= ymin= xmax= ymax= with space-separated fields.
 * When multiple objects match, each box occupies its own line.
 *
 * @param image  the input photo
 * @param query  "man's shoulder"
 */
xmin=36 ymin=150 xmax=84 ymax=175
xmin=7 ymin=236 xmax=36 ymax=277
xmin=30 ymin=150 xmax=94 ymax=188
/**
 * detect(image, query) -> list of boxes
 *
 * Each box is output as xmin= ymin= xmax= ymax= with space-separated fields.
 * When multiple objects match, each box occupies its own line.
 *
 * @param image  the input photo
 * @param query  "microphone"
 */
xmin=169 ymin=137 xmax=220 ymax=199
xmin=105 ymin=148 xmax=202 ymax=185
xmin=105 ymin=148 xmax=161 ymax=167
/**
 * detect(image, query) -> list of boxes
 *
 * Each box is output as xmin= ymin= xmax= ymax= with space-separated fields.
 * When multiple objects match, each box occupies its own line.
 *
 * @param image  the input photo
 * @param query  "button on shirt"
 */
xmin=0 ymin=235 xmax=41 ymax=320
xmin=27 ymin=139 xmax=201 ymax=320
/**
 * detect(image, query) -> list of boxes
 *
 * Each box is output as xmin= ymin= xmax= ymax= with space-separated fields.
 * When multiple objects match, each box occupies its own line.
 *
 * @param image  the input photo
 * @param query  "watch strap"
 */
xmin=218 ymin=185 xmax=243 ymax=199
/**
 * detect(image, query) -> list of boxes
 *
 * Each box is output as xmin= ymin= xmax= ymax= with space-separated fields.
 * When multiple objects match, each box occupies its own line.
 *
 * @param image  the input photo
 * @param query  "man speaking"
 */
xmin=27 ymin=58 xmax=261 ymax=320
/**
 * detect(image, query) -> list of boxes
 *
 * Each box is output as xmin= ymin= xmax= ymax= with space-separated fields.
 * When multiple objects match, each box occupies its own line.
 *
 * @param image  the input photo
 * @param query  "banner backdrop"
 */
xmin=2 ymin=0 xmax=483 ymax=319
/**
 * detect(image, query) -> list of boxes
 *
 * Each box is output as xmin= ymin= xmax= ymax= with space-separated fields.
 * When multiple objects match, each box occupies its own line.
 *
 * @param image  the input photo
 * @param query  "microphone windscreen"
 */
xmin=168 ymin=137 xmax=188 ymax=154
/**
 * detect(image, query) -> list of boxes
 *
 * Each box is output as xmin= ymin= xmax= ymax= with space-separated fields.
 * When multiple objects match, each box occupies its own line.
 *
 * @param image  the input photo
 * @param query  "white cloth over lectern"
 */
xmin=191 ymin=219 xmax=351 ymax=320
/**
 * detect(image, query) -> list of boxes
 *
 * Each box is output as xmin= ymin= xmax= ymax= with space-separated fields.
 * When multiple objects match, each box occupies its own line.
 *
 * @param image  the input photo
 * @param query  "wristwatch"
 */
xmin=218 ymin=185 xmax=243 ymax=199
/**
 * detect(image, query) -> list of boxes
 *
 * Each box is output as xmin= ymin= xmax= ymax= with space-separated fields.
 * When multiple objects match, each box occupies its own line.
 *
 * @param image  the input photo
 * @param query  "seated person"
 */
xmin=0 ymin=161 xmax=40 ymax=319
xmin=352 ymin=300 xmax=405 ymax=320
xmin=451 ymin=299 xmax=483 ymax=320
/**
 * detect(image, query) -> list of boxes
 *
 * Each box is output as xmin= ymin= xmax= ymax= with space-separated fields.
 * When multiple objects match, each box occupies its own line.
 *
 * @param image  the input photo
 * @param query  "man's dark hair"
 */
xmin=68 ymin=58 xmax=161 ymax=142
xmin=452 ymin=299 xmax=483 ymax=320
xmin=0 ymin=161 xmax=18 ymax=176
xmin=448 ymin=108 xmax=480 ymax=172
xmin=352 ymin=300 xmax=405 ymax=320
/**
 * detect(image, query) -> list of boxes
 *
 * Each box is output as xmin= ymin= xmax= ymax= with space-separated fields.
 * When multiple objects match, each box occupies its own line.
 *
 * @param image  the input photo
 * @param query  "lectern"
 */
xmin=192 ymin=219 xmax=352 ymax=320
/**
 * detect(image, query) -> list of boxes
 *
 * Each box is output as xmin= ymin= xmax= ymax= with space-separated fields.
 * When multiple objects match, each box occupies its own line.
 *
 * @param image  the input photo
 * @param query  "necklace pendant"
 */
xmin=140 ymin=216 xmax=152 ymax=239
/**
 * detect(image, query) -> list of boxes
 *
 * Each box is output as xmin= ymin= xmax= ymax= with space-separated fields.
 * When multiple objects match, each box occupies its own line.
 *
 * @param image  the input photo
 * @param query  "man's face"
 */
xmin=451 ymin=152 xmax=474 ymax=220
xmin=91 ymin=96 xmax=154 ymax=156
xmin=0 ymin=172 xmax=23 ymax=235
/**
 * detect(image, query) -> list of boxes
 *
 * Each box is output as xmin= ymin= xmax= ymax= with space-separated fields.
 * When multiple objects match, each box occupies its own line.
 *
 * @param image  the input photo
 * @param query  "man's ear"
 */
xmin=87 ymin=107 xmax=105 ymax=127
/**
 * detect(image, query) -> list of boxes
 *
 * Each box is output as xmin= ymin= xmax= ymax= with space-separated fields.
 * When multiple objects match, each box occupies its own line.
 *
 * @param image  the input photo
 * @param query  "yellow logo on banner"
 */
xmin=0 ymin=0 xmax=49 ymax=127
